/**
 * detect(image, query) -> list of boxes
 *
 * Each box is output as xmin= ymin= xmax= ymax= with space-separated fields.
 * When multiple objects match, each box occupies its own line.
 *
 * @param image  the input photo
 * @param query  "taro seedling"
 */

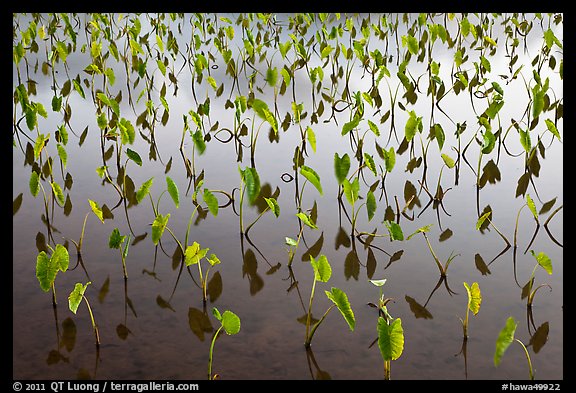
xmin=36 ymin=243 xmax=70 ymax=306
xmin=286 ymin=210 xmax=318 ymax=266
xmin=68 ymin=282 xmax=100 ymax=347
xmin=185 ymin=242 xmax=221 ymax=307
xmin=368 ymin=278 xmax=404 ymax=380
xmin=460 ymin=282 xmax=482 ymax=339
xmin=494 ymin=316 xmax=534 ymax=380
xmin=208 ymin=307 xmax=241 ymax=380
xmin=108 ymin=228 xmax=131 ymax=279
xmin=522 ymin=250 xmax=552 ymax=308
xmin=304 ymin=255 xmax=355 ymax=348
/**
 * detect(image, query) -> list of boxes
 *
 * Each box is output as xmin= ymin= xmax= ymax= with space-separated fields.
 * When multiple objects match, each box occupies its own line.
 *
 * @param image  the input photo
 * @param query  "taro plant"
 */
xmin=208 ymin=307 xmax=241 ymax=380
xmin=68 ymin=282 xmax=100 ymax=347
xmin=304 ymin=255 xmax=355 ymax=348
xmin=36 ymin=243 xmax=70 ymax=306
xmin=522 ymin=250 xmax=552 ymax=308
xmin=460 ymin=282 xmax=482 ymax=339
xmin=368 ymin=278 xmax=405 ymax=380
xmin=108 ymin=228 xmax=131 ymax=279
xmin=494 ymin=316 xmax=534 ymax=380
xmin=286 ymin=210 xmax=318 ymax=266
xmin=185 ymin=242 xmax=221 ymax=307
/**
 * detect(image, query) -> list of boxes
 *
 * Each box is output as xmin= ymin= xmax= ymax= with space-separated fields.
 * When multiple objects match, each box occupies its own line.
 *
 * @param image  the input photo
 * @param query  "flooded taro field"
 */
xmin=12 ymin=13 xmax=563 ymax=381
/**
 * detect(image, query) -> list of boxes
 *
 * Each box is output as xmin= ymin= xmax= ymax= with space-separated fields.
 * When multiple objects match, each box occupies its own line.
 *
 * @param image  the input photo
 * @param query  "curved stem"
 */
xmin=208 ymin=326 xmax=223 ymax=380
xmin=515 ymin=339 xmax=534 ymax=380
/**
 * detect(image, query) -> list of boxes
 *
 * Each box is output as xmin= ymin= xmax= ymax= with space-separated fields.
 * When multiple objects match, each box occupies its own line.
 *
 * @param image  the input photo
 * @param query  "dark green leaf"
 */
xmin=264 ymin=197 xmax=280 ymax=218
xmin=366 ymin=190 xmax=376 ymax=222
xmin=126 ymin=148 xmax=142 ymax=166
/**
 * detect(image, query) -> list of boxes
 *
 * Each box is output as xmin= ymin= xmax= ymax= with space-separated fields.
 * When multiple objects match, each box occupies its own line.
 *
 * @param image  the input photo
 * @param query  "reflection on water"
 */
xmin=13 ymin=13 xmax=562 ymax=380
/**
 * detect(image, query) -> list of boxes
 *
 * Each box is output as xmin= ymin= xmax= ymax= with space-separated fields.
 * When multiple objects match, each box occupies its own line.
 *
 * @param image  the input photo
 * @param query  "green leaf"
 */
xmin=532 ymin=87 xmax=545 ymax=119
xmin=519 ymin=129 xmax=531 ymax=153
xmin=252 ymin=98 xmax=277 ymax=134
xmin=526 ymin=194 xmax=538 ymax=221
xmin=36 ymin=251 xmax=55 ymax=292
xmin=378 ymin=317 xmax=404 ymax=361
xmin=29 ymin=170 xmax=40 ymax=197
xmin=544 ymin=119 xmax=561 ymax=141
xmin=334 ymin=153 xmax=351 ymax=185
xmin=221 ymin=310 xmax=241 ymax=335
xmin=494 ymin=316 xmax=517 ymax=366
xmin=166 ymin=176 xmax=180 ymax=208
xmin=310 ymin=255 xmax=332 ymax=282
xmin=342 ymin=116 xmax=360 ymax=136
xmin=296 ymin=212 xmax=318 ymax=230
xmin=119 ymin=118 xmax=135 ymax=144
xmin=242 ymin=167 xmax=261 ymax=205
xmin=492 ymin=82 xmax=504 ymax=96
xmin=264 ymin=197 xmax=280 ymax=218
xmin=363 ymin=153 xmax=377 ymax=176
xmin=136 ymin=177 xmax=154 ymax=204
xmin=151 ymin=213 xmax=170 ymax=245
xmin=192 ymin=130 xmax=206 ymax=155
xmin=384 ymin=220 xmax=404 ymax=241
xmin=185 ymin=242 xmax=209 ymax=266
xmin=57 ymin=144 xmax=67 ymax=169
xmin=33 ymin=134 xmax=47 ymax=159
xmin=89 ymin=199 xmax=104 ymax=223
xmin=212 ymin=307 xmax=222 ymax=322
xmin=367 ymin=119 xmax=380 ymax=137
xmin=369 ymin=278 xmax=387 ymax=287
xmin=463 ymin=282 xmax=482 ymax=315
xmin=342 ymin=178 xmax=360 ymax=206
xmin=366 ymin=190 xmax=377 ymax=222
xmin=441 ymin=153 xmax=455 ymax=168
xmin=285 ymin=237 xmax=298 ymax=247
xmin=405 ymin=111 xmax=421 ymax=142
xmin=406 ymin=224 xmax=433 ymax=240
xmin=300 ymin=165 xmax=323 ymax=195
xmin=68 ymin=282 xmax=91 ymax=314
xmin=265 ymin=66 xmax=278 ymax=87
xmin=434 ymin=124 xmax=445 ymax=151
xmin=405 ymin=34 xmax=418 ymax=55
xmin=126 ymin=148 xmax=142 ymax=166
xmin=207 ymin=253 xmax=221 ymax=266
xmin=382 ymin=147 xmax=396 ymax=173
xmin=109 ymin=228 xmax=125 ymax=249
xmin=96 ymin=92 xmax=120 ymax=117
xmin=476 ymin=211 xmax=491 ymax=230
xmin=306 ymin=126 xmax=316 ymax=153
xmin=530 ymin=250 xmax=552 ymax=275
xmin=481 ymin=128 xmax=496 ymax=154
xmin=326 ymin=287 xmax=355 ymax=331
xmin=51 ymin=182 xmax=65 ymax=207
xmin=203 ymin=189 xmax=219 ymax=217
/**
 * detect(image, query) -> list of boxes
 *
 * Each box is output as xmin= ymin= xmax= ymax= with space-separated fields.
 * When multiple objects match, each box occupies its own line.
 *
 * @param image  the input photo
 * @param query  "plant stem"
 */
xmin=422 ymin=233 xmax=446 ymax=276
xmin=515 ymin=339 xmax=534 ymax=380
xmin=208 ymin=326 xmax=223 ymax=380
xmin=304 ymin=277 xmax=317 ymax=347
xmin=305 ymin=305 xmax=335 ymax=348
xmin=82 ymin=295 xmax=100 ymax=347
